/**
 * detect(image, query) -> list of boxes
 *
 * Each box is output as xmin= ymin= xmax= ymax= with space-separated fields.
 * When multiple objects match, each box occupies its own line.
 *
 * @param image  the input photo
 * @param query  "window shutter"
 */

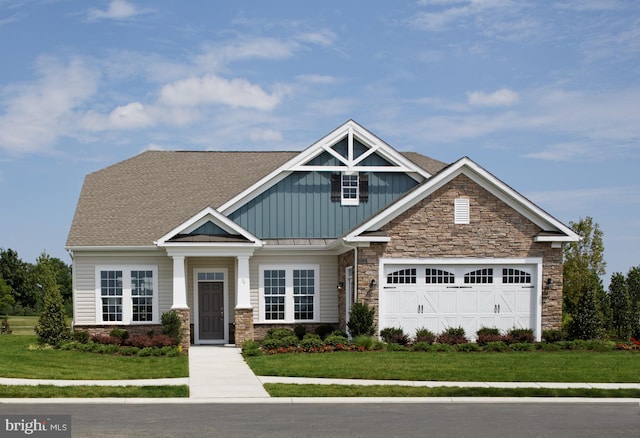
xmin=359 ymin=173 xmax=369 ymax=202
xmin=331 ymin=173 xmax=340 ymax=202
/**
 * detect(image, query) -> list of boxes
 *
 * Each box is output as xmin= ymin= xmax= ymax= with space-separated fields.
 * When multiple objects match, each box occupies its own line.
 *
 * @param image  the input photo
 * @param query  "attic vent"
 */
xmin=454 ymin=198 xmax=470 ymax=224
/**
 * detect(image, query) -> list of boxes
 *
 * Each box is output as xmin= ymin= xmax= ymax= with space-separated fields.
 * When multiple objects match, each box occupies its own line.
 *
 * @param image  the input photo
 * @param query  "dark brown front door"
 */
xmin=199 ymin=282 xmax=224 ymax=340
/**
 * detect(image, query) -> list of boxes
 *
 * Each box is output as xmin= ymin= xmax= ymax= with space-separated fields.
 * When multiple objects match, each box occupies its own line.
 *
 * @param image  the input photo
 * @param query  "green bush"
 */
xmin=484 ymin=341 xmax=510 ymax=352
xmin=161 ymin=311 xmax=184 ymax=343
xmin=294 ymin=325 xmax=306 ymax=340
xmin=347 ymin=302 xmax=375 ymax=337
xmin=507 ymin=328 xmax=534 ymax=343
xmin=265 ymin=328 xmax=295 ymax=340
xmin=411 ymin=342 xmax=432 ymax=352
xmin=314 ymin=325 xmax=336 ymax=340
xmin=455 ymin=343 xmax=480 ymax=352
xmin=323 ymin=334 xmax=349 ymax=347
xmin=476 ymin=326 xmax=501 ymax=336
xmin=539 ymin=342 xmax=562 ymax=351
xmin=299 ymin=336 xmax=324 ymax=351
xmin=542 ymin=329 xmax=564 ymax=343
xmin=385 ymin=342 xmax=407 ymax=352
xmin=430 ymin=343 xmax=453 ymax=352
xmin=414 ymin=327 xmax=436 ymax=344
xmin=380 ymin=327 xmax=410 ymax=345
xmin=72 ymin=330 xmax=90 ymax=344
xmin=109 ymin=328 xmax=129 ymax=342
xmin=34 ymin=257 xmax=70 ymax=346
xmin=436 ymin=327 xmax=468 ymax=345
xmin=509 ymin=342 xmax=535 ymax=351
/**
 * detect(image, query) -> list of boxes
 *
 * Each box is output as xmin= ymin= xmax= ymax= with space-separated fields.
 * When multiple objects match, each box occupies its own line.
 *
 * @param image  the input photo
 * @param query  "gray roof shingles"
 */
xmin=66 ymin=150 xmax=447 ymax=248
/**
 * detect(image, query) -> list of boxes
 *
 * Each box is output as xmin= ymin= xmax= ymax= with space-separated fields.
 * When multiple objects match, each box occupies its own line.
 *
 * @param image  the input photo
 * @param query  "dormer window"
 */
xmin=331 ymin=172 xmax=369 ymax=206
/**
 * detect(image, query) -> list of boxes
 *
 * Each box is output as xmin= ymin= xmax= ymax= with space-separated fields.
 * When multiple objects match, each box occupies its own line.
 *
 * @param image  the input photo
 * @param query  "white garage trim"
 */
xmin=378 ymin=258 xmax=543 ymax=341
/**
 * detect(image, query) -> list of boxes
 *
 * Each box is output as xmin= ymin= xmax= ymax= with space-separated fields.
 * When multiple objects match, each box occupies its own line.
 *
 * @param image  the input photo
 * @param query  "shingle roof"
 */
xmin=66 ymin=150 xmax=448 ymax=248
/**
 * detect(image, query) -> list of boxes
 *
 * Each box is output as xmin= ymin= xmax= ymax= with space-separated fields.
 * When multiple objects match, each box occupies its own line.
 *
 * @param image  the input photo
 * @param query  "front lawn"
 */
xmin=245 ymin=350 xmax=640 ymax=383
xmin=0 ymin=336 xmax=188 ymax=380
xmin=0 ymin=385 xmax=188 ymax=398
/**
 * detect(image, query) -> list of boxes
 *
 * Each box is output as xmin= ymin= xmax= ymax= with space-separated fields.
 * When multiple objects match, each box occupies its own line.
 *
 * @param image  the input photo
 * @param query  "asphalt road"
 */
xmin=1 ymin=402 xmax=638 ymax=437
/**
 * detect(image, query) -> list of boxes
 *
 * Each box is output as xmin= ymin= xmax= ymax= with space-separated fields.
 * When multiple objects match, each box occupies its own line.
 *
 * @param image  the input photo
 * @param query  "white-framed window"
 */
xmin=96 ymin=266 xmax=158 ymax=324
xmin=341 ymin=173 xmax=359 ymax=205
xmin=454 ymin=198 xmax=470 ymax=224
xmin=259 ymin=265 xmax=319 ymax=322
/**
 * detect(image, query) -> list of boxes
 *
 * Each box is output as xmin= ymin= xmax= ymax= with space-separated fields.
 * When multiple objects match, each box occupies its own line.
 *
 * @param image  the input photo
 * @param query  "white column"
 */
xmin=171 ymin=255 xmax=188 ymax=309
xmin=236 ymin=255 xmax=251 ymax=309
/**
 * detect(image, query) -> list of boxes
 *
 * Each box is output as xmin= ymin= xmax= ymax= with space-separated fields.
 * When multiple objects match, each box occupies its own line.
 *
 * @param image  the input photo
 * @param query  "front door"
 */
xmin=198 ymin=282 xmax=224 ymax=340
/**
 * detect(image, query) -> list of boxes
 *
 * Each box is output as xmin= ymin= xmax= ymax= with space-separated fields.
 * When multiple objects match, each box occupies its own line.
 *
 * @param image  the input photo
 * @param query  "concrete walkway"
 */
xmin=188 ymin=345 xmax=270 ymax=398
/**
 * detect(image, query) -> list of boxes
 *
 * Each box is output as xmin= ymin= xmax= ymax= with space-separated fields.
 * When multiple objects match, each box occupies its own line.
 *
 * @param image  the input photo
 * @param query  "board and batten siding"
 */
xmin=249 ymin=252 xmax=339 ymax=324
xmin=71 ymin=250 xmax=173 ymax=324
xmin=229 ymin=171 xmax=418 ymax=239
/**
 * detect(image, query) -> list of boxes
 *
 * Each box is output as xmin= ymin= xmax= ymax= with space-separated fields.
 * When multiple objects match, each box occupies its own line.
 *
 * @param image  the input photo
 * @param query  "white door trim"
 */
xmin=193 ymin=268 xmax=229 ymax=345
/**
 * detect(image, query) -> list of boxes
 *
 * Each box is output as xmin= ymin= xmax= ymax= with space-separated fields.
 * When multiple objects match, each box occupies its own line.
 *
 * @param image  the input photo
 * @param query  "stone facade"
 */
xmin=344 ymin=174 xmax=564 ymax=334
xmin=234 ymin=308 xmax=255 ymax=345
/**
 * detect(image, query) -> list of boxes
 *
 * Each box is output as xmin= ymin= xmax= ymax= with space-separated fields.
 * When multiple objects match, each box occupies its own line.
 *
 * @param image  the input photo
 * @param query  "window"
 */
xmin=260 ymin=265 xmax=318 ymax=322
xmin=454 ymin=198 xmax=470 ymax=224
xmin=425 ymin=268 xmax=455 ymax=284
xmin=96 ymin=266 xmax=158 ymax=324
xmin=464 ymin=268 xmax=493 ymax=284
xmin=331 ymin=173 xmax=369 ymax=205
xmin=387 ymin=268 xmax=417 ymax=284
xmin=502 ymin=268 xmax=531 ymax=284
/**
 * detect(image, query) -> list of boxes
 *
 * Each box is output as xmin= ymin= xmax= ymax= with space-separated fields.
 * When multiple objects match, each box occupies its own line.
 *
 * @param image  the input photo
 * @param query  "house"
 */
xmin=66 ymin=120 xmax=580 ymax=352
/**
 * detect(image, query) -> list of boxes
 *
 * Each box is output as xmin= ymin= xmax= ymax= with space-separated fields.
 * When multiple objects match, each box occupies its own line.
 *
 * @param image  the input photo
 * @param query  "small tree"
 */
xmin=347 ymin=302 xmax=375 ymax=337
xmin=609 ymin=272 xmax=631 ymax=339
xmin=627 ymin=266 xmax=640 ymax=338
xmin=568 ymin=275 xmax=604 ymax=340
xmin=161 ymin=310 xmax=183 ymax=344
xmin=34 ymin=255 xmax=70 ymax=345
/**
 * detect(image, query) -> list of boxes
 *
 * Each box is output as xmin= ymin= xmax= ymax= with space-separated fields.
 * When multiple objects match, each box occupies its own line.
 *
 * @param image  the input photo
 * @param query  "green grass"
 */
xmin=264 ymin=383 xmax=640 ymax=398
xmin=246 ymin=350 xmax=640 ymax=383
xmin=0 ymin=385 xmax=188 ymax=398
xmin=4 ymin=316 xmax=39 ymax=335
xmin=0 ymin=336 xmax=188 ymax=380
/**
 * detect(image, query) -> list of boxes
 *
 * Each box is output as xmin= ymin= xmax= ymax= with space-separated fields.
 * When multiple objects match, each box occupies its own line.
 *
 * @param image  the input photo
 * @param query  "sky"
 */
xmin=0 ymin=0 xmax=639 ymax=284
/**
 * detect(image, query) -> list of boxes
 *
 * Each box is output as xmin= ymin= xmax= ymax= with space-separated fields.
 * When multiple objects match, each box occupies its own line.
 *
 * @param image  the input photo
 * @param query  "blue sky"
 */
xmin=1 ymin=0 xmax=639 ymax=283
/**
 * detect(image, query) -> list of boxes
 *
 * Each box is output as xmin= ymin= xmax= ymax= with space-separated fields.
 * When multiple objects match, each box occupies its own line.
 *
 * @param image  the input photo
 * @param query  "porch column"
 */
xmin=236 ymin=255 xmax=251 ymax=309
xmin=171 ymin=255 xmax=188 ymax=309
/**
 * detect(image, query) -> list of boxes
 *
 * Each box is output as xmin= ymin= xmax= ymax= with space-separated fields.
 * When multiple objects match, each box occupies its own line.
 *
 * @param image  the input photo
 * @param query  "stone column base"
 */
xmin=172 ymin=308 xmax=191 ymax=355
xmin=234 ymin=308 xmax=254 ymax=345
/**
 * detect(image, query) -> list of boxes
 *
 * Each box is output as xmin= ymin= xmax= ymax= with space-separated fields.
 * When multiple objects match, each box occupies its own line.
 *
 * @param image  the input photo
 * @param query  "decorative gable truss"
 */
xmin=219 ymin=120 xmax=432 ymax=215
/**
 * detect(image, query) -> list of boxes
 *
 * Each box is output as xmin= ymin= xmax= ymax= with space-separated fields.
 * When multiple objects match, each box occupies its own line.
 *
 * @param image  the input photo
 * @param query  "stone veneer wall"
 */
xmin=234 ymin=308 xmax=254 ymax=345
xmin=354 ymin=173 xmax=564 ymax=333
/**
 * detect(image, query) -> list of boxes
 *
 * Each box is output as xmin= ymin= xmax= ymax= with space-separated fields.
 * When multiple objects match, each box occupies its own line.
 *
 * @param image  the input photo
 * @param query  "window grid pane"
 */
xmin=100 ymin=271 xmax=123 ymax=321
xmin=387 ymin=268 xmax=417 ymax=284
xmin=294 ymin=269 xmax=314 ymax=320
xmin=464 ymin=268 xmax=494 ymax=284
xmin=425 ymin=268 xmax=455 ymax=284
xmin=131 ymin=270 xmax=153 ymax=322
xmin=264 ymin=270 xmax=286 ymax=320
xmin=502 ymin=268 xmax=531 ymax=284
xmin=342 ymin=174 xmax=358 ymax=199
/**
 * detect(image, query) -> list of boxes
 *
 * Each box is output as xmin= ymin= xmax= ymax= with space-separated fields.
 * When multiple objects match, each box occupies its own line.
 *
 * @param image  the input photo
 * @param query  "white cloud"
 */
xmin=159 ymin=75 xmax=282 ymax=110
xmin=296 ymin=30 xmax=337 ymax=47
xmin=468 ymin=88 xmax=519 ymax=106
xmin=250 ymin=129 xmax=283 ymax=142
xmin=87 ymin=0 xmax=140 ymax=21
xmin=108 ymin=102 xmax=154 ymax=129
xmin=0 ymin=56 xmax=98 ymax=154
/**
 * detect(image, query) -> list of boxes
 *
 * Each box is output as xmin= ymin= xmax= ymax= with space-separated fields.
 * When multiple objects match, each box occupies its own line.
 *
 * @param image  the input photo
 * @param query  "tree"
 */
xmin=563 ymin=217 xmax=606 ymax=318
xmin=0 ymin=248 xmax=37 ymax=312
xmin=347 ymin=302 xmax=376 ymax=337
xmin=34 ymin=254 xmax=70 ymax=345
xmin=0 ymin=277 xmax=15 ymax=315
xmin=627 ymin=266 xmax=640 ymax=337
xmin=568 ymin=272 xmax=605 ymax=340
xmin=608 ymin=272 xmax=631 ymax=339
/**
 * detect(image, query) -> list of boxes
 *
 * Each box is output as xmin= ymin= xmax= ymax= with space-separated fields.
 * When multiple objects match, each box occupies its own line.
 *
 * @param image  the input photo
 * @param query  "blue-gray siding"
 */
xmin=229 ymin=171 xmax=418 ymax=238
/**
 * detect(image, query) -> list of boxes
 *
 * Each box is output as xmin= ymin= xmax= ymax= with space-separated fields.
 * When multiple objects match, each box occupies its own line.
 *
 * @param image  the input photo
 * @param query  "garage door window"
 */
xmin=502 ymin=268 xmax=531 ymax=284
xmin=387 ymin=268 xmax=417 ymax=284
xmin=464 ymin=268 xmax=493 ymax=284
xmin=425 ymin=268 xmax=455 ymax=284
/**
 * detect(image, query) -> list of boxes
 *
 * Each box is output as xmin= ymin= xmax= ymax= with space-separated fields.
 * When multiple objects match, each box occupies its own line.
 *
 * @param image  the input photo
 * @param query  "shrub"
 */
xmin=119 ymin=346 xmax=140 ymax=356
xmin=72 ymin=330 xmax=90 ymax=344
xmin=265 ymin=328 xmax=295 ymax=340
xmin=329 ymin=329 xmax=349 ymax=338
xmin=509 ymin=342 xmax=535 ymax=351
xmin=323 ymin=334 xmax=349 ymax=347
xmin=411 ymin=342 xmax=432 ymax=352
xmin=347 ymin=302 xmax=375 ymax=337
xmin=507 ymin=328 xmax=535 ymax=343
xmin=91 ymin=334 xmax=120 ymax=345
xmin=109 ymin=328 xmax=129 ymax=342
xmin=299 ymin=336 xmax=324 ymax=352
xmin=34 ymin=257 xmax=70 ymax=346
xmin=123 ymin=335 xmax=154 ymax=348
xmin=542 ymin=329 xmax=564 ymax=343
xmin=484 ymin=341 xmax=510 ymax=352
xmin=242 ymin=340 xmax=262 ymax=357
xmin=476 ymin=326 xmax=501 ymax=336
xmin=1 ymin=315 xmax=11 ymax=335
xmin=455 ymin=343 xmax=480 ymax=352
xmin=161 ymin=311 xmax=183 ymax=343
xmin=303 ymin=333 xmax=321 ymax=340
xmin=436 ymin=327 xmax=468 ymax=345
xmin=294 ymin=325 xmax=306 ymax=340
xmin=150 ymin=334 xmax=178 ymax=347
xmin=539 ymin=342 xmax=562 ymax=351
xmin=137 ymin=347 xmax=155 ymax=357
xmin=314 ymin=325 xmax=336 ymax=340
xmin=380 ymin=327 xmax=410 ymax=345
xmin=476 ymin=333 xmax=504 ymax=346
xmin=352 ymin=335 xmax=374 ymax=350
xmin=385 ymin=342 xmax=407 ymax=352
xmin=414 ymin=327 xmax=436 ymax=344
xmin=430 ymin=343 xmax=453 ymax=352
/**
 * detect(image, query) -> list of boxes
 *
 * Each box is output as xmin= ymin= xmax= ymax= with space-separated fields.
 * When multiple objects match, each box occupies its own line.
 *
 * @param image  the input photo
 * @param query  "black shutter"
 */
xmin=359 ymin=173 xmax=369 ymax=202
xmin=331 ymin=173 xmax=341 ymax=202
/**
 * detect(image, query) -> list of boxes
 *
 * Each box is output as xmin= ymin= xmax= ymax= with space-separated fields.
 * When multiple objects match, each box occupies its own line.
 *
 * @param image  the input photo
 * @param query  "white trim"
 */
xmin=219 ymin=120 xmax=431 ymax=215
xmin=454 ymin=198 xmax=470 ymax=224
xmin=377 ymin=257 xmax=543 ymax=341
xmin=345 ymin=157 xmax=581 ymax=243
xmin=155 ymin=206 xmax=263 ymax=247
xmin=258 ymin=264 xmax=320 ymax=323
xmin=193 ymin=268 xmax=229 ymax=345
xmin=94 ymin=265 xmax=159 ymax=325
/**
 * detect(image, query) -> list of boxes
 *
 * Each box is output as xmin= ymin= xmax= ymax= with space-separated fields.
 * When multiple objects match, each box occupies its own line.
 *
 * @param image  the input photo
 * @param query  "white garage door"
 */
xmin=380 ymin=263 xmax=538 ymax=340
